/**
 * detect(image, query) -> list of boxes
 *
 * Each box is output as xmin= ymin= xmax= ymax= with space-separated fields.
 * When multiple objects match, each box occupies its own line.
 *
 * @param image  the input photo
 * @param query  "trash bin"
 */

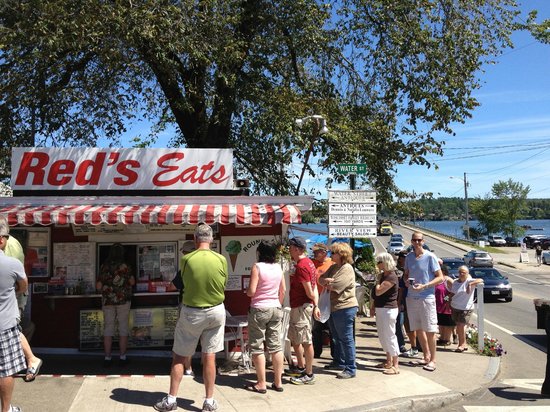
xmin=477 ymin=240 xmax=485 ymax=247
xmin=534 ymin=299 xmax=550 ymax=329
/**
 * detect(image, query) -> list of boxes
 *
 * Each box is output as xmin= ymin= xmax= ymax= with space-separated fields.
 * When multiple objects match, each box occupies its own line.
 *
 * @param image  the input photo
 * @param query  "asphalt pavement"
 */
xmin=11 ymin=231 xmax=548 ymax=412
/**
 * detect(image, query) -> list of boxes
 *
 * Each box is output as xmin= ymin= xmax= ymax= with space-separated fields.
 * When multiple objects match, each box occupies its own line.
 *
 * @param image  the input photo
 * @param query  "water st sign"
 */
xmin=328 ymin=226 xmax=377 ymax=238
xmin=337 ymin=163 xmax=367 ymax=174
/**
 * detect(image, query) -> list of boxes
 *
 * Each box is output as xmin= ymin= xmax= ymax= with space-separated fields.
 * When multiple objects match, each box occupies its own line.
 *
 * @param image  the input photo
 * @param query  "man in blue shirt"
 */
xmin=404 ymin=232 xmax=443 ymax=372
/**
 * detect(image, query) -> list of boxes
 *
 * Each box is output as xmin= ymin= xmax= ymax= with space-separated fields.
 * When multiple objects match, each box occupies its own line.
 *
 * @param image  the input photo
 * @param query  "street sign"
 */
xmin=328 ymin=226 xmax=377 ymax=238
xmin=328 ymin=203 xmax=376 ymax=214
xmin=337 ymin=163 xmax=367 ymax=174
xmin=329 ymin=214 xmax=376 ymax=226
xmin=328 ymin=190 xmax=376 ymax=203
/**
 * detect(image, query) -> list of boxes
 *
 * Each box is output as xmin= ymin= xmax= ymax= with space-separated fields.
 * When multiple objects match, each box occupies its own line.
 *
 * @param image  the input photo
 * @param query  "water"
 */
xmin=290 ymin=220 xmax=550 ymax=241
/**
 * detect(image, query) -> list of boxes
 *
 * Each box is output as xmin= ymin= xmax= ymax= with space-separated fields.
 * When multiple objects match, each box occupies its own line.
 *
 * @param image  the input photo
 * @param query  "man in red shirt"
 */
xmin=286 ymin=237 xmax=319 ymax=385
xmin=311 ymin=243 xmax=334 ymax=359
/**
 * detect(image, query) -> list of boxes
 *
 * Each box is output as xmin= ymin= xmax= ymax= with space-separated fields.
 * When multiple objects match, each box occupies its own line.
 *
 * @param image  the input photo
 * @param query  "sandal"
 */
xmin=24 ymin=358 xmax=43 ymax=382
xmin=454 ymin=347 xmax=467 ymax=353
xmin=375 ymin=362 xmax=392 ymax=369
xmin=422 ymin=362 xmax=436 ymax=372
xmin=410 ymin=360 xmax=428 ymax=366
xmin=382 ymin=366 xmax=400 ymax=375
xmin=244 ymin=384 xmax=267 ymax=394
xmin=270 ymin=383 xmax=284 ymax=392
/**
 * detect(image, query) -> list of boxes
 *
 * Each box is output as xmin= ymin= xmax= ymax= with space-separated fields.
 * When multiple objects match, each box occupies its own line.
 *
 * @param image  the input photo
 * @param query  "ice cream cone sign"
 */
xmin=225 ymin=240 xmax=242 ymax=272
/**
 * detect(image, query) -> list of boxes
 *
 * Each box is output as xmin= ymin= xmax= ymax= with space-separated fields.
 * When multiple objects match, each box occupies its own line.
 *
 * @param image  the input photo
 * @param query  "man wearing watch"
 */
xmin=404 ymin=232 xmax=444 ymax=373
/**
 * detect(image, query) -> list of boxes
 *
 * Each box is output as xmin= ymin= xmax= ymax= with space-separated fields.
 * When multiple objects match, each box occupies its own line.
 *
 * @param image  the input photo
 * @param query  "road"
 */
xmin=372 ymin=227 xmax=550 ymax=410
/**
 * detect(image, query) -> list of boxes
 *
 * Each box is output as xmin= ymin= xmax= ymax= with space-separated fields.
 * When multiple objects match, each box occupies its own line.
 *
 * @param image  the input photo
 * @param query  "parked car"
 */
xmin=390 ymin=234 xmax=403 ymax=242
xmin=504 ymin=237 xmax=522 ymax=247
xmin=441 ymin=257 xmax=464 ymax=278
xmin=523 ymin=235 xmax=547 ymax=249
xmin=487 ymin=235 xmax=506 ymax=246
xmin=463 ymin=250 xmax=493 ymax=267
xmin=543 ymin=251 xmax=550 ymax=265
xmin=469 ymin=267 xmax=512 ymax=302
xmin=387 ymin=241 xmax=405 ymax=254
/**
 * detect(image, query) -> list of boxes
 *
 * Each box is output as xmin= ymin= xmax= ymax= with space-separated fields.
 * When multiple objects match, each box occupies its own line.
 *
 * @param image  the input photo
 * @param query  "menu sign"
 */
xmin=11 ymin=148 xmax=233 ymax=191
xmin=80 ymin=307 xmax=179 ymax=350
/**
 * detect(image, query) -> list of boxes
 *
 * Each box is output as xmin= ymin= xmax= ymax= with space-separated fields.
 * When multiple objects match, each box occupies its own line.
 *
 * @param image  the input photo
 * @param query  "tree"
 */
xmin=0 ymin=1 xmax=519 ymax=201
xmin=470 ymin=179 xmax=529 ymax=237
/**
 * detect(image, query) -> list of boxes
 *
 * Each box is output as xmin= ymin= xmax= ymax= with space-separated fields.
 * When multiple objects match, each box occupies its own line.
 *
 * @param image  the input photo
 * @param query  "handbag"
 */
xmin=318 ymin=289 xmax=331 ymax=323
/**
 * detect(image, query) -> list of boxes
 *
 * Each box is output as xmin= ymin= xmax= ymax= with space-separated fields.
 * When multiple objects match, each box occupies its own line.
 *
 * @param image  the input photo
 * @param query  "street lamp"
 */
xmin=294 ymin=115 xmax=329 ymax=195
xmin=450 ymin=172 xmax=470 ymax=240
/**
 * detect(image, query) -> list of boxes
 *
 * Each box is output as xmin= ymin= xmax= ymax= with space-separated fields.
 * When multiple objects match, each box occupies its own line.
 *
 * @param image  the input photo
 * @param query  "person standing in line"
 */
xmin=286 ymin=237 xmax=320 ymax=385
xmin=445 ymin=266 xmax=483 ymax=352
xmin=396 ymin=251 xmax=419 ymax=358
xmin=404 ymin=232 xmax=444 ymax=372
xmin=0 ymin=217 xmax=28 ymax=412
xmin=310 ymin=243 xmax=334 ymax=359
xmin=536 ymin=244 xmax=543 ymax=266
xmin=244 ymin=241 xmax=286 ymax=393
xmin=371 ymin=252 xmax=400 ymax=375
xmin=435 ymin=262 xmax=454 ymax=347
xmin=155 ymin=224 xmax=227 ymax=412
xmin=170 ymin=240 xmax=197 ymax=377
xmin=96 ymin=243 xmax=135 ymax=367
xmin=4 ymin=235 xmax=42 ymax=382
xmin=318 ymin=242 xmax=358 ymax=379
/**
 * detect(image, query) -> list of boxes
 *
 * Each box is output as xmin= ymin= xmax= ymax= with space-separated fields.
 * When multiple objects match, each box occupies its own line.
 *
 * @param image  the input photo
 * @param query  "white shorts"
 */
xmin=405 ymin=297 xmax=438 ymax=333
xmin=173 ymin=303 xmax=225 ymax=356
xmin=103 ymin=302 xmax=131 ymax=337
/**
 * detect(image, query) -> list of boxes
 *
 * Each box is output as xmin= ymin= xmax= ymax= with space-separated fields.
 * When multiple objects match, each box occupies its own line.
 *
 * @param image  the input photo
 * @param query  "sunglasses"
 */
xmin=411 ymin=239 xmax=423 ymax=242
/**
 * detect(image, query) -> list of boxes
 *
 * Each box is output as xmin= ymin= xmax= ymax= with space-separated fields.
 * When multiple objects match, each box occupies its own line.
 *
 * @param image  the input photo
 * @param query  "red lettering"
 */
xmin=153 ymin=153 xmax=231 ymax=187
xmin=75 ymin=152 xmax=107 ymax=185
xmin=14 ymin=152 xmax=49 ymax=185
xmin=114 ymin=160 xmax=139 ymax=185
xmin=47 ymin=160 xmax=75 ymax=185
xmin=153 ymin=153 xmax=185 ymax=186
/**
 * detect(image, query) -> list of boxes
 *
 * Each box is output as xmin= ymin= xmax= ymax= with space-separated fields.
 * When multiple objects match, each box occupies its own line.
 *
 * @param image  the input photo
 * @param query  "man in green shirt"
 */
xmin=155 ymin=224 xmax=228 ymax=412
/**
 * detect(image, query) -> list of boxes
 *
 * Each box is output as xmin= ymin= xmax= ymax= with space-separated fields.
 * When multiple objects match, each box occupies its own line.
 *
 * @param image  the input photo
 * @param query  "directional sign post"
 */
xmin=328 ymin=189 xmax=377 ymax=239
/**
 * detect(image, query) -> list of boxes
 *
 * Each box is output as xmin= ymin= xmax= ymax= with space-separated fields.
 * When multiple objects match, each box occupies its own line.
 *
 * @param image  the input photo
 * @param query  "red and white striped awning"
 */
xmin=0 ymin=196 xmax=311 ymax=226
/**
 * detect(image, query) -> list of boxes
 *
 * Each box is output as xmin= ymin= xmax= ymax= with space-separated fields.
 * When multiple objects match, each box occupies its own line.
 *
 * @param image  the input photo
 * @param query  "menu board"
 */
xmin=80 ymin=306 xmax=179 ymax=350
xmin=53 ymin=243 xmax=96 ymax=292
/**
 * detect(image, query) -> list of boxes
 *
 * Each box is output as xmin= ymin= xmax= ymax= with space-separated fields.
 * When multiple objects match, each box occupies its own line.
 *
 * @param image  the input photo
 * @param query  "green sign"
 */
xmin=337 ymin=163 xmax=367 ymax=174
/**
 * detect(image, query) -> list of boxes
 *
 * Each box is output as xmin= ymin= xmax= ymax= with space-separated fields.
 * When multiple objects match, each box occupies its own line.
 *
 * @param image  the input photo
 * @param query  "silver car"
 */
xmin=464 ymin=250 xmax=494 ymax=267
xmin=387 ymin=241 xmax=405 ymax=254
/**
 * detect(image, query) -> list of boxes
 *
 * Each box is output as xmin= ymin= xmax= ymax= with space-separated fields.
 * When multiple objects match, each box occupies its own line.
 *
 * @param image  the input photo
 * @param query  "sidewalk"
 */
xmin=12 ymin=316 xmax=497 ymax=412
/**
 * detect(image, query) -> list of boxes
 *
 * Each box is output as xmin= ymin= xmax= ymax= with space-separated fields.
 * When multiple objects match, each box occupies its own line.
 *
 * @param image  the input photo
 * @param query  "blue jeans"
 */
xmin=396 ymin=310 xmax=405 ymax=349
xmin=328 ymin=306 xmax=358 ymax=375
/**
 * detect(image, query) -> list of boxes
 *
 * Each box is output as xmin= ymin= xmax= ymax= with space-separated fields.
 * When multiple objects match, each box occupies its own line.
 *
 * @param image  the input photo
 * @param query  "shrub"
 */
xmin=466 ymin=323 xmax=506 ymax=357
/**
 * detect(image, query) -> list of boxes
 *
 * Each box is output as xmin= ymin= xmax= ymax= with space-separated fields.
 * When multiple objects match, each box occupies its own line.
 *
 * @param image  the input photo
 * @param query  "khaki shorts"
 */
xmin=288 ymin=303 xmax=314 ymax=345
xmin=173 ymin=303 xmax=225 ymax=356
xmin=451 ymin=307 xmax=473 ymax=325
xmin=248 ymin=307 xmax=283 ymax=354
xmin=103 ymin=302 xmax=131 ymax=337
xmin=405 ymin=297 xmax=438 ymax=333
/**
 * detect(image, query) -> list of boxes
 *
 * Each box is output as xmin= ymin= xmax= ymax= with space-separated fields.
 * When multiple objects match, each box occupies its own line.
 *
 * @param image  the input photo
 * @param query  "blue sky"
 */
xmin=105 ymin=2 xmax=550 ymax=201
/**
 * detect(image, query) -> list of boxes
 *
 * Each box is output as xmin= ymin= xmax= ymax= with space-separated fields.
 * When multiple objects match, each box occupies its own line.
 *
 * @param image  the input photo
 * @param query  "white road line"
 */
xmin=501 ymin=378 xmax=544 ymax=391
xmin=478 ymin=317 xmax=547 ymax=353
xmin=464 ymin=407 xmax=550 ymax=411
xmin=483 ymin=318 xmax=516 ymax=336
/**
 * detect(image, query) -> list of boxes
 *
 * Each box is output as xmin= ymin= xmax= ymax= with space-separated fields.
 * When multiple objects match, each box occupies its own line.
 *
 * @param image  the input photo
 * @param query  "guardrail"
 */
xmin=398 ymin=220 xmax=477 ymax=248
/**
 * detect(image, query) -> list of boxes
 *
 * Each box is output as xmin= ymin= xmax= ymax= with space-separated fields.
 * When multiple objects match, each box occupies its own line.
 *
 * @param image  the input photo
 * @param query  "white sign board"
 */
xmin=329 ymin=214 xmax=376 ymax=226
xmin=329 ymin=226 xmax=377 ymax=238
xmin=329 ymin=203 xmax=376 ymax=214
xmin=328 ymin=190 xmax=376 ymax=203
xmin=11 ymin=147 xmax=233 ymax=191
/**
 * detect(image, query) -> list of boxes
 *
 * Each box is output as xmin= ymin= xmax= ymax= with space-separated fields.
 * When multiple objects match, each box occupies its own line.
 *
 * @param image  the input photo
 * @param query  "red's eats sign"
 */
xmin=11 ymin=148 xmax=233 ymax=191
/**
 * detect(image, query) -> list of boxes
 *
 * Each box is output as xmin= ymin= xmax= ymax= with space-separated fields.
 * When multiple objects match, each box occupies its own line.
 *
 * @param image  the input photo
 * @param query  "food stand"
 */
xmin=1 ymin=147 xmax=312 ymax=350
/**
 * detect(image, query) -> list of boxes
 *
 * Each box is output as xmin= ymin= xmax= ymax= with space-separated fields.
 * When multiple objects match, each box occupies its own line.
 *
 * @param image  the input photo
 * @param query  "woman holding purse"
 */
xmin=318 ymin=242 xmax=358 ymax=379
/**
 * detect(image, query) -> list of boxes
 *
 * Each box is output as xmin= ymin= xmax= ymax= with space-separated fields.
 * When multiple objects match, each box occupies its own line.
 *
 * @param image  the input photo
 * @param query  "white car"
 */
xmin=387 ymin=241 xmax=405 ymax=254
xmin=543 ymin=250 xmax=550 ymax=265
xmin=488 ymin=235 xmax=506 ymax=246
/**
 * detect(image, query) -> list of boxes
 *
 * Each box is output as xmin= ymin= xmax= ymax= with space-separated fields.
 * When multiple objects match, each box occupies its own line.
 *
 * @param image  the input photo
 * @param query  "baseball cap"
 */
xmin=288 ymin=237 xmax=307 ymax=250
xmin=312 ymin=243 xmax=328 ymax=252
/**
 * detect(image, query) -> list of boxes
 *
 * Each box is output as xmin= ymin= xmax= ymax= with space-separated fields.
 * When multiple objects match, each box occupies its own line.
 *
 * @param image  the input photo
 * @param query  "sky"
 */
xmin=102 ymin=1 xmax=550 ymax=201
xmin=361 ymin=1 xmax=550 ymax=200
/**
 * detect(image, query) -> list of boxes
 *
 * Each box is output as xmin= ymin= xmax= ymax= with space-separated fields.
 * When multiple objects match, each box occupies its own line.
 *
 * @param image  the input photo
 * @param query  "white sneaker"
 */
xmin=154 ymin=396 xmax=177 ymax=411
xmin=202 ymin=399 xmax=218 ymax=411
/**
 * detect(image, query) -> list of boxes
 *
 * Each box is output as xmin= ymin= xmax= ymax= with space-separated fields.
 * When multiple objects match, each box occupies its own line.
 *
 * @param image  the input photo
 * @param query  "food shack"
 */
xmin=0 ymin=147 xmax=312 ymax=351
